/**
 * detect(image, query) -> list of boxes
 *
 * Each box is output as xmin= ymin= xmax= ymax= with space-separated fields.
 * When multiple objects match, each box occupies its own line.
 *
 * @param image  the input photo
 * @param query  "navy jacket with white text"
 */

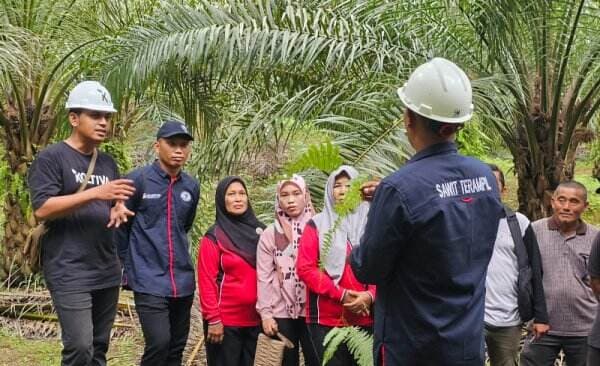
xmin=116 ymin=161 xmax=200 ymax=298
xmin=351 ymin=142 xmax=504 ymax=366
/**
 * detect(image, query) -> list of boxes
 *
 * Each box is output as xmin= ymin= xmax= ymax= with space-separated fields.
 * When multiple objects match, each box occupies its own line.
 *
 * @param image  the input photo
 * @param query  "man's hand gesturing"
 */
xmin=93 ymin=179 xmax=135 ymax=201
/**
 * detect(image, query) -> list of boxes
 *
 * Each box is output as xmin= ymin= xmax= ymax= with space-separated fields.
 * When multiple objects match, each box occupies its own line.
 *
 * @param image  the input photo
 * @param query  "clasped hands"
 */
xmin=342 ymin=289 xmax=372 ymax=316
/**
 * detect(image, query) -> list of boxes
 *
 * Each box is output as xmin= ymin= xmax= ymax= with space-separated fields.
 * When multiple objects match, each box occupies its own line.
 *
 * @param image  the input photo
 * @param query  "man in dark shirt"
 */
xmin=351 ymin=58 xmax=504 ymax=366
xmin=116 ymin=120 xmax=200 ymax=365
xmin=28 ymin=81 xmax=135 ymax=366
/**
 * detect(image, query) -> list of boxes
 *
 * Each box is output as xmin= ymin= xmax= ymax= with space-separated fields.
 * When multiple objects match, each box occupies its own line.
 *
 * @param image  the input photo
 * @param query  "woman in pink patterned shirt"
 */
xmin=256 ymin=175 xmax=319 ymax=366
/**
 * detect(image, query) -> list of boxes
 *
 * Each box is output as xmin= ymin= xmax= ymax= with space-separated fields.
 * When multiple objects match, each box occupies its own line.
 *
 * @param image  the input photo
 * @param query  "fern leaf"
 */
xmin=318 ymin=215 xmax=343 ymax=270
xmin=322 ymin=327 xmax=351 ymax=365
xmin=322 ymin=326 xmax=374 ymax=366
xmin=344 ymin=327 xmax=374 ymax=366
xmin=286 ymin=142 xmax=343 ymax=175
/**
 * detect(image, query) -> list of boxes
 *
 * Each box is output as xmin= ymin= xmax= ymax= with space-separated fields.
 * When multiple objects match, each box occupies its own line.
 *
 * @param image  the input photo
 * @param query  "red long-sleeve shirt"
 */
xmin=197 ymin=235 xmax=260 ymax=327
xmin=297 ymin=221 xmax=375 ymax=327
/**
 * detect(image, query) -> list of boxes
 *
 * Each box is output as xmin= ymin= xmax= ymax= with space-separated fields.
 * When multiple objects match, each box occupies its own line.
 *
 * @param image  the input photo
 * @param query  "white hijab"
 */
xmin=312 ymin=165 xmax=370 ymax=285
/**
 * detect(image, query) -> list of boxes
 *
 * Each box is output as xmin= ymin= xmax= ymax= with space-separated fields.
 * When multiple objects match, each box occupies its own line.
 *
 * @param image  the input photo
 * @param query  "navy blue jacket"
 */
xmin=117 ymin=161 xmax=200 ymax=298
xmin=351 ymin=142 xmax=504 ymax=366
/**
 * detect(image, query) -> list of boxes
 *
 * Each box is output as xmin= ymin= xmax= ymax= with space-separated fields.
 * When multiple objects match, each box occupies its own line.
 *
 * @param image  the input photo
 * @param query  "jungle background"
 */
xmin=1 ymin=0 xmax=600 ymax=364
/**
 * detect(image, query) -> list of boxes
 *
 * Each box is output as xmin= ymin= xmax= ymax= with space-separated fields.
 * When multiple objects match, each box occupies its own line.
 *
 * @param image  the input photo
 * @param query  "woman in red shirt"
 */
xmin=297 ymin=165 xmax=375 ymax=366
xmin=197 ymin=176 xmax=265 ymax=366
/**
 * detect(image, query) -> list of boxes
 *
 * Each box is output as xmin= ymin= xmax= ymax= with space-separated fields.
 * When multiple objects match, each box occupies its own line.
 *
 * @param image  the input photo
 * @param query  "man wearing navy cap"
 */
xmin=116 ymin=120 xmax=200 ymax=365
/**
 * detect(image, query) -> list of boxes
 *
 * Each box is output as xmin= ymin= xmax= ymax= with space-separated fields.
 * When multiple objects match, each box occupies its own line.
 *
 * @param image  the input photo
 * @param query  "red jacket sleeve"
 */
xmin=197 ymin=235 xmax=222 ymax=324
xmin=297 ymin=222 xmax=345 ymax=302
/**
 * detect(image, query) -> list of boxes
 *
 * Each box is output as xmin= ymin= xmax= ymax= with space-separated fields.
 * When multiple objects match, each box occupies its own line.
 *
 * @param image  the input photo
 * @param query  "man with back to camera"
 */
xmin=116 ymin=120 xmax=200 ymax=365
xmin=350 ymin=57 xmax=504 ymax=366
xmin=28 ymin=81 xmax=135 ymax=365
xmin=520 ymin=181 xmax=598 ymax=366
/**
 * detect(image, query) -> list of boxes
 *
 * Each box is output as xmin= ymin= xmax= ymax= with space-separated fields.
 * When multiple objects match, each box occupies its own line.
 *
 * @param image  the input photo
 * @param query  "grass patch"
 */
xmin=0 ymin=328 xmax=141 ymax=366
xmin=0 ymin=329 xmax=60 ymax=366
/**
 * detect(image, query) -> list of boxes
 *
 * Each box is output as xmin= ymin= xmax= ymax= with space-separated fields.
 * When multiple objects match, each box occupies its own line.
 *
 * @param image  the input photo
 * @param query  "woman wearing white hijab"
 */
xmin=297 ymin=166 xmax=375 ymax=366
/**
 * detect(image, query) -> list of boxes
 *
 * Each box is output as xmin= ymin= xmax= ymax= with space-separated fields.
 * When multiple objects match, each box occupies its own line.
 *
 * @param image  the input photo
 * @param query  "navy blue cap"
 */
xmin=156 ymin=120 xmax=194 ymax=140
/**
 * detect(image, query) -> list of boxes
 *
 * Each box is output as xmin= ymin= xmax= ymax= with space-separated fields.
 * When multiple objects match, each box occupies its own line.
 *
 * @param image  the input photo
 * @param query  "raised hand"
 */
xmin=107 ymin=200 xmax=135 ymax=228
xmin=93 ymin=179 xmax=135 ymax=201
xmin=360 ymin=180 xmax=380 ymax=201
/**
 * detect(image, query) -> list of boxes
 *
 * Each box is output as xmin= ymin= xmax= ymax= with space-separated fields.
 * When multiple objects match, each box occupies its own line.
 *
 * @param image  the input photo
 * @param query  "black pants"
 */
xmin=521 ymin=334 xmax=587 ymax=366
xmin=204 ymin=322 xmax=260 ymax=366
xmin=50 ymin=286 xmax=119 ymax=366
xmin=307 ymin=323 xmax=372 ymax=366
xmin=134 ymin=292 xmax=194 ymax=366
xmin=588 ymin=345 xmax=600 ymax=366
xmin=274 ymin=317 xmax=319 ymax=366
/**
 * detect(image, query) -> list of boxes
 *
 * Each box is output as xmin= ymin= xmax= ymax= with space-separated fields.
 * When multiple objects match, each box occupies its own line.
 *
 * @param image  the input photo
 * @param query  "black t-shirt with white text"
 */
xmin=28 ymin=142 xmax=121 ymax=292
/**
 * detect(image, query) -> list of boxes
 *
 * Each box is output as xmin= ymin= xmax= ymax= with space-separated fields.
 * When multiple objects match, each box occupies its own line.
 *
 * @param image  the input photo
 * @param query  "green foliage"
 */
xmin=0 ymin=327 xmax=140 ymax=365
xmin=322 ymin=327 xmax=349 ymax=365
xmin=189 ymin=180 xmax=218 ymax=263
xmin=101 ymin=140 xmax=133 ymax=174
xmin=456 ymin=121 xmax=493 ymax=160
xmin=287 ymin=142 xmax=343 ymax=176
xmin=8 ymin=172 xmax=32 ymax=220
xmin=588 ymin=139 xmax=600 ymax=166
xmin=0 ymin=145 xmax=7 ymax=238
xmin=0 ymin=147 xmax=32 ymax=219
xmin=573 ymin=161 xmax=600 ymax=224
xmin=323 ymin=326 xmax=374 ymax=366
xmin=318 ymin=215 xmax=344 ymax=271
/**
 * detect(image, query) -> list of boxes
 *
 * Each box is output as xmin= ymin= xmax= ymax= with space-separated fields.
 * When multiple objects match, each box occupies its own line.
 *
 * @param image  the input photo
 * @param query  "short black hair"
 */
xmin=68 ymin=108 xmax=83 ymax=115
xmin=555 ymin=180 xmax=588 ymax=201
xmin=408 ymin=109 xmax=461 ymax=137
xmin=487 ymin=164 xmax=505 ymax=189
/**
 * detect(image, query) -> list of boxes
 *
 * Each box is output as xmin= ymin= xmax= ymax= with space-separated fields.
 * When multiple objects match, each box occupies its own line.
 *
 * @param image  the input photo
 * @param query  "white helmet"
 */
xmin=65 ymin=81 xmax=117 ymax=113
xmin=397 ymin=57 xmax=473 ymax=124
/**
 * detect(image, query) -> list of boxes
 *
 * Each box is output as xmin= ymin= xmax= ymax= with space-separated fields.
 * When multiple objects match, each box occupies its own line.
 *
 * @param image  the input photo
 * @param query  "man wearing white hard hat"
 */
xmin=28 ymin=81 xmax=135 ymax=365
xmin=351 ymin=58 xmax=504 ymax=365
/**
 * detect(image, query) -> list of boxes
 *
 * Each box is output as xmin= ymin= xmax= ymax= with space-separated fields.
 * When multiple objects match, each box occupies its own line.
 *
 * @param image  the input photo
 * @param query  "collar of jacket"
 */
xmin=408 ymin=141 xmax=457 ymax=164
xmin=151 ymin=160 xmax=181 ymax=181
xmin=547 ymin=216 xmax=587 ymax=235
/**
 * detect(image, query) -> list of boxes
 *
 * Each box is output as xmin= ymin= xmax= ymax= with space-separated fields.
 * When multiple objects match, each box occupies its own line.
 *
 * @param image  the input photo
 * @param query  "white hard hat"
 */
xmin=65 ymin=81 xmax=117 ymax=113
xmin=397 ymin=57 xmax=473 ymax=124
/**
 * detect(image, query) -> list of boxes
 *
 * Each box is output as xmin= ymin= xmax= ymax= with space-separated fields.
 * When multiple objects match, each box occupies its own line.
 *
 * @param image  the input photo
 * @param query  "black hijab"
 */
xmin=211 ymin=176 xmax=265 ymax=267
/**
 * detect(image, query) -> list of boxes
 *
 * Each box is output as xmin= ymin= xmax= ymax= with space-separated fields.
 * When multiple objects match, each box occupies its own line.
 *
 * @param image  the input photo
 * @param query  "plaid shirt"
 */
xmin=532 ymin=217 xmax=598 ymax=336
